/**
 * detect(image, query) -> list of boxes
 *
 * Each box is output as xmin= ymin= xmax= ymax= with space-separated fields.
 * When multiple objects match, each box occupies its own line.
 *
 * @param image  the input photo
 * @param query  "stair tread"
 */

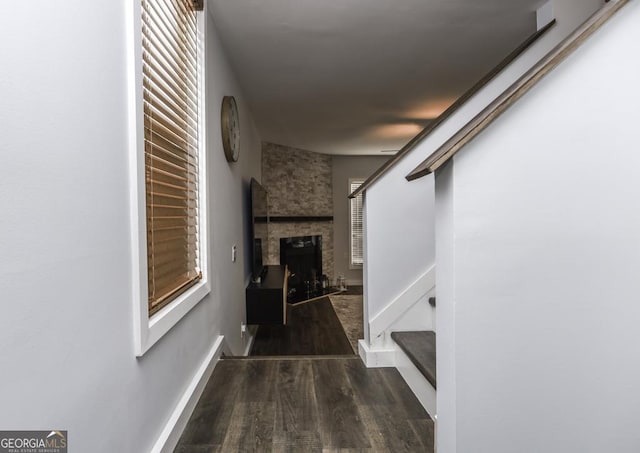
xmin=391 ymin=331 xmax=436 ymax=389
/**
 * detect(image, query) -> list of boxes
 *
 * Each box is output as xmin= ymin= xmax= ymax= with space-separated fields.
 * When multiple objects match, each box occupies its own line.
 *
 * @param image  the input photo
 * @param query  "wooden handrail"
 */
xmin=348 ymin=20 xmax=557 ymax=199
xmin=406 ymin=0 xmax=629 ymax=181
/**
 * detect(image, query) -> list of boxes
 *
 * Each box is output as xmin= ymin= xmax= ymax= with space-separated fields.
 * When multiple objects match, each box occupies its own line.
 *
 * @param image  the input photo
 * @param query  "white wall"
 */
xmin=437 ymin=2 xmax=640 ymax=451
xmin=362 ymin=0 xmax=603 ymax=347
xmin=434 ymin=162 xmax=457 ymax=452
xmin=366 ymin=161 xmax=436 ymax=332
xmin=206 ymin=12 xmax=263 ymax=358
xmin=332 ymin=155 xmax=390 ymax=285
xmin=0 ymin=2 xmax=261 ymax=452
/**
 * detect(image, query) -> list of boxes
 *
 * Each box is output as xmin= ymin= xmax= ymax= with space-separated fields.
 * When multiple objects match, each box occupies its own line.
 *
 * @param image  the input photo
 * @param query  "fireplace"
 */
xmin=280 ymin=235 xmax=325 ymax=303
xmin=280 ymin=235 xmax=322 ymax=280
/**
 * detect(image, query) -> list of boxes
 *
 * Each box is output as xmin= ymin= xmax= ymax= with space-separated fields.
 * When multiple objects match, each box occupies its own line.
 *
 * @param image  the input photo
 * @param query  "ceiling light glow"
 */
xmin=371 ymin=123 xmax=423 ymax=140
xmin=405 ymin=99 xmax=456 ymax=120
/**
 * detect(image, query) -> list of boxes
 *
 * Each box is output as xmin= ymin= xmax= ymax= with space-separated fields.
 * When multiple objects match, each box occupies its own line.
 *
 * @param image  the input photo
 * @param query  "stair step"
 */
xmin=391 ymin=331 xmax=436 ymax=389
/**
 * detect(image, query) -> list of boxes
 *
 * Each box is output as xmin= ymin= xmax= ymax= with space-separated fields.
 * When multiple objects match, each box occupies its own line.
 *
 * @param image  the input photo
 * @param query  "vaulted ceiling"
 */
xmin=210 ymin=0 xmax=543 ymax=155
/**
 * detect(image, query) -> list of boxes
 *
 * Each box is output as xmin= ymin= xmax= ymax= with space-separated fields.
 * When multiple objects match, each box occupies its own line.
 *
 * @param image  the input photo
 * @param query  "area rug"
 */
xmin=328 ymin=294 xmax=364 ymax=354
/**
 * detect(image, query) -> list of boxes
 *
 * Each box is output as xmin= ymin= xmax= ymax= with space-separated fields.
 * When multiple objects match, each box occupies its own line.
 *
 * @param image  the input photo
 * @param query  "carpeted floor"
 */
xmin=329 ymin=294 xmax=364 ymax=354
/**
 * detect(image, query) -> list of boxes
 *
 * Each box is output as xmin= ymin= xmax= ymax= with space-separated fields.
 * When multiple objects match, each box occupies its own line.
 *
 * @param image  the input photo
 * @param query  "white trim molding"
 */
xmin=150 ymin=335 xmax=225 ymax=453
xmin=349 ymin=178 xmax=366 ymax=269
xmin=243 ymin=325 xmax=258 ymax=356
xmin=358 ymin=339 xmax=396 ymax=368
xmin=127 ymin=0 xmax=210 ymax=356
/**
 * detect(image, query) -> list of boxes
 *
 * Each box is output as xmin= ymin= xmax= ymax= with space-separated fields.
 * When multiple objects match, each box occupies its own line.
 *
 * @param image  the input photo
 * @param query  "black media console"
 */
xmin=245 ymin=264 xmax=344 ymax=325
xmin=246 ymin=265 xmax=288 ymax=325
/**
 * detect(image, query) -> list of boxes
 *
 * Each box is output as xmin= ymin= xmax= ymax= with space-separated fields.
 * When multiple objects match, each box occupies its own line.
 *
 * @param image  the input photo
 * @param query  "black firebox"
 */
xmin=280 ymin=235 xmax=322 ymax=302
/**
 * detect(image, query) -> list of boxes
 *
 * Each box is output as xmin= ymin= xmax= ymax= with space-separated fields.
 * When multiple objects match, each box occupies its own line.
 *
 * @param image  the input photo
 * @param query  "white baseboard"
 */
xmin=395 ymin=343 xmax=437 ymax=417
xmin=358 ymin=339 xmax=395 ymax=368
xmin=150 ymin=335 xmax=225 ymax=453
xmin=243 ymin=325 xmax=258 ymax=356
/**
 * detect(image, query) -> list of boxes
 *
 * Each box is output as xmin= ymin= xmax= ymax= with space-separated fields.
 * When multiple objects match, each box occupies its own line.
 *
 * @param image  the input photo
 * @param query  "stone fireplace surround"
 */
xmin=267 ymin=221 xmax=334 ymax=284
xmin=262 ymin=142 xmax=335 ymax=284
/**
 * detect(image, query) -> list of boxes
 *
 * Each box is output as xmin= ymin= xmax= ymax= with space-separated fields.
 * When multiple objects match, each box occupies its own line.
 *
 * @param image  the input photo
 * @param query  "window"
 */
xmin=142 ymin=0 xmax=203 ymax=315
xmin=349 ymin=179 xmax=365 ymax=268
xmin=130 ymin=0 xmax=208 ymax=356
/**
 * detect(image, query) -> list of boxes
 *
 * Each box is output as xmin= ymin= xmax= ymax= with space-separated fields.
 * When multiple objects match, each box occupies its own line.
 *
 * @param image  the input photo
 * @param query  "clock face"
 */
xmin=221 ymin=96 xmax=240 ymax=162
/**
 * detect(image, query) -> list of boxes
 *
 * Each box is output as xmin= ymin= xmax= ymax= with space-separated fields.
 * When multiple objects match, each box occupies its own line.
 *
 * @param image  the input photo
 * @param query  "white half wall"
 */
xmin=439 ymin=2 xmax=640 ymax=451
xmin=366 ymin=164 xmax=436 ymax=328
xmin=0 ymin=3 xmax=261 ymax=452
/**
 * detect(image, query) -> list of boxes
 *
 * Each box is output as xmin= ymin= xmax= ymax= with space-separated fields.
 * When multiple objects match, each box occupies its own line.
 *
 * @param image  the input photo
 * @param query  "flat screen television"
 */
xmin=250 ymin=178 xmax=269 ymax=280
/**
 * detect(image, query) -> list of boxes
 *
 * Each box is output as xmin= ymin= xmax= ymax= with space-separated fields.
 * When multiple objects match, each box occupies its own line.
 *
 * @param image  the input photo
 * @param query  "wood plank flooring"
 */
xmin=175 ymin=357 xmax=434 ymax=452
xmin=250 ymin=298 xmax=354 ymax=356
xmin=176 ymin=286 xmax=433 ymax=452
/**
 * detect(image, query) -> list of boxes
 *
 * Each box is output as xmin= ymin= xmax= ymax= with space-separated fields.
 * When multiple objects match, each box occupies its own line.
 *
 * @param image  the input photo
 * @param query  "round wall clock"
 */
xmin=221 ymin=95 xmax=240 ymax=162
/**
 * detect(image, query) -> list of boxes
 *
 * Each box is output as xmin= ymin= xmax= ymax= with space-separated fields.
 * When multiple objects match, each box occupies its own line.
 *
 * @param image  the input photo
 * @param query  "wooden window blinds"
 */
xmin=350 ymin=180 xmax=364 ymax=267
xmin=142 ymin=0 xmax=202 ymax=315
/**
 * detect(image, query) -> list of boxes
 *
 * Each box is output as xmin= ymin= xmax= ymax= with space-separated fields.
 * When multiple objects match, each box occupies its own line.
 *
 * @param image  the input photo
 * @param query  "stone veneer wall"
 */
xmin=262 ymin=142 xmax=334 ymax=282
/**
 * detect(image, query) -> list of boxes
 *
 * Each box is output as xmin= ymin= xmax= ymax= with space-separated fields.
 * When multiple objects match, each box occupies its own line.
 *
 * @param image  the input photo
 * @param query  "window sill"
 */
xmin=134 ymin=279 xmax=210 ymax=357
xmin=127 ymin=0 xmax=208 ymax=358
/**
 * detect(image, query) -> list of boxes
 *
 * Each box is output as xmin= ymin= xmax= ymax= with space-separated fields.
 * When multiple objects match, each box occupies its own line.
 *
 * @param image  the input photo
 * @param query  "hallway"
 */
xmin=176 ymin=294 xmax=434 ymax=452
xmin=175 ymin=357 xmax=434 ymax=452
xmin=249 ymin=291 xmax=362 ymax=357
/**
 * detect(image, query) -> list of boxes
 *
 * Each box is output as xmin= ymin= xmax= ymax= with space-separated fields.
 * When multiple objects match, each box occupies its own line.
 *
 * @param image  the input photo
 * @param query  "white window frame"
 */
xmin=349 ymin=179 xmax=365 ymax=270
xmin=126 ymin=0 xmax=209 ymax=357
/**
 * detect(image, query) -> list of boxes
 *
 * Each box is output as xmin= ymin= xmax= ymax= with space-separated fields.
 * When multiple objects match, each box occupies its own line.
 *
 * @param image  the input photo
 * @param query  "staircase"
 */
xmin=391 ymin=330 xmax=437 ymax=417
xmin=392 ymin=331 xmax=436 ymax=389
xmin=355 ymin=0 xmax=565 ymax=416
xmin=395 ymin=2 xmax=637 ymax=451
xmin=357 ymin=0 xmax=630 ymax=441
xmin=387 ymin=297 xmax=437 ymax=419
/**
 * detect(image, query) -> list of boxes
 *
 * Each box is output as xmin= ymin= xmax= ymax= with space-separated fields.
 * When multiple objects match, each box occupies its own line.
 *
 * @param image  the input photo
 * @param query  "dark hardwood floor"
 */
xmin=175 ymin=285 xmax=433 ymax=452
xmin=175 ymin=357 xmax=434 ymax=452
xmin=250 ymin=297 xmax=354 ymax=356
